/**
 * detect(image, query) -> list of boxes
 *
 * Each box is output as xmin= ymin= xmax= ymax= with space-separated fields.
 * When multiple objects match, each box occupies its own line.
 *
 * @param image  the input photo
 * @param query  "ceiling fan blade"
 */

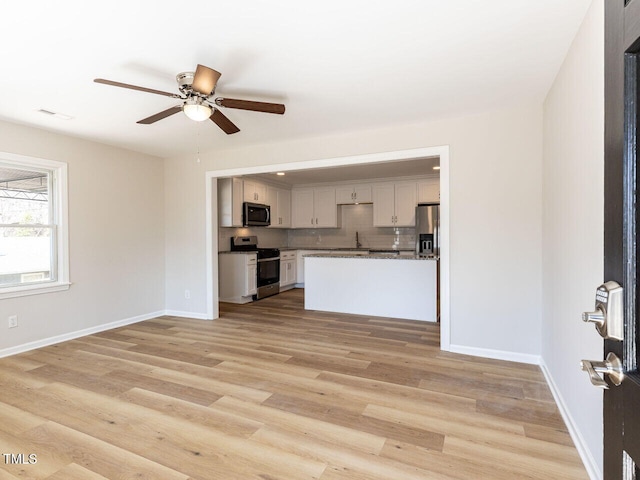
xmin=137 ymin=105 xmax=182 ymax=124
xmin=215 ymin=97 xmax=285 ymax=114
xmin=192 ymin=64 xmax=221 ymax=95
xmin=210 ymin=109 xmax=240 ymax=134
xmin=94 ymin=78 xmax=179 ymax=98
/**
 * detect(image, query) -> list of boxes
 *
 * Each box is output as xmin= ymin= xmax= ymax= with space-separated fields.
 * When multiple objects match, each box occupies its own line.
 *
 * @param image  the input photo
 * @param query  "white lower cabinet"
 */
xmin=280 ymin=251 xmax=297 ymax=288
xmin=218 ymin=253 xmax=257 ymax=304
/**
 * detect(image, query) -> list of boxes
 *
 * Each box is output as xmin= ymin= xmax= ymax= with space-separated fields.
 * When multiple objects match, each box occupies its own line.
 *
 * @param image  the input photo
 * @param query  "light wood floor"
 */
xmin=0 ymin=289 xmax=587 ymax=479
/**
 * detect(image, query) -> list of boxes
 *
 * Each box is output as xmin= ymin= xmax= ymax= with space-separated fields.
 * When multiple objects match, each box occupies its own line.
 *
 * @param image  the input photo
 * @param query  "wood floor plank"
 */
xmin=22 ymin=421 xmax=190 ymax=480
xmin=442 ymin=435 xmax=586 ymax=480
xmin=119 ymin=387 xmax=263 ymax=438
xmin=212 ymin=395 xmax=387 ymax=456
xmin=41 ymin=463 xmax=110 ymax=480
xmin=0 ymin=289 xmax=588 ymax=479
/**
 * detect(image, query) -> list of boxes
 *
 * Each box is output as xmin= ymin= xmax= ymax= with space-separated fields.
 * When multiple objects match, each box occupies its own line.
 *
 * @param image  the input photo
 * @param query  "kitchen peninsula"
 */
xmin=304 ymin=253 xmax=437 ymax=322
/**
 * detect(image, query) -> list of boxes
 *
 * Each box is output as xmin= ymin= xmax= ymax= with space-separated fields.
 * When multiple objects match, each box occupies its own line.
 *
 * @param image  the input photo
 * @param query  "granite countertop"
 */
xmin=303 ymin=253 xmax=436 ymax=260
xmin=220 ymin=247 xmax=419 ymax=255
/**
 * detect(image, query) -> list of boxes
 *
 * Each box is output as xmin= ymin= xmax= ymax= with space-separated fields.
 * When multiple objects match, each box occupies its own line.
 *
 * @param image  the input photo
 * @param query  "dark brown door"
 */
xmin=604 ymin=0 xmax=640 ymax=478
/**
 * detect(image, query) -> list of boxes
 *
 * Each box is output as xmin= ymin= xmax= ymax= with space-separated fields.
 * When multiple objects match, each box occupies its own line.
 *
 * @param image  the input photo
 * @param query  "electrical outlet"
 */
xmin=8 ymin=315 xmax=18 ymax=328
xmin=185 ymin=290 xmax=191 ymax=299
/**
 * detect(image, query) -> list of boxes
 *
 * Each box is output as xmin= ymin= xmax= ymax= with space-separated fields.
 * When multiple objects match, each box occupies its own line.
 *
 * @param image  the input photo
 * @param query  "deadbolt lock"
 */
xmin=582 ymin=281 xmax=623 ymax=341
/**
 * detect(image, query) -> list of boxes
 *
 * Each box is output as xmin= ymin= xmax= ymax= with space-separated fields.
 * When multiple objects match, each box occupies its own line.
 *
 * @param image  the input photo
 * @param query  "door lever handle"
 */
xmin=580 ymin=352 xmax=624 ymax=389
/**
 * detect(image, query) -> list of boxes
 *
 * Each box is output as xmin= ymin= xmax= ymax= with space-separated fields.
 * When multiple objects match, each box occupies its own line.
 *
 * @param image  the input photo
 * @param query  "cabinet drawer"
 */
xmin=281 ymin=251 xmax=296 ymax=260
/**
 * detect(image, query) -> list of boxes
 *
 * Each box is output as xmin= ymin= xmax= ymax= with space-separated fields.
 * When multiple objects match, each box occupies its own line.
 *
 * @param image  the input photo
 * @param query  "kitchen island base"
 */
xmin=304 ymin=255 xmax=437 ymax=322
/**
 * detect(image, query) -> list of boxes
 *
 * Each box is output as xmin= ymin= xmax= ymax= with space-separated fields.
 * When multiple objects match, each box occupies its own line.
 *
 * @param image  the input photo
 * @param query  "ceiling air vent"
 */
xmin=37 ymin=109 xmax=73 ymax=120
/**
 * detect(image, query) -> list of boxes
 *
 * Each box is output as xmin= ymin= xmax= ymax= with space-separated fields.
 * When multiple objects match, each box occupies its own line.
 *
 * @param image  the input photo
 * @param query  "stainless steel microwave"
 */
xmin=243 ymin=202 xmax=271 ymax=227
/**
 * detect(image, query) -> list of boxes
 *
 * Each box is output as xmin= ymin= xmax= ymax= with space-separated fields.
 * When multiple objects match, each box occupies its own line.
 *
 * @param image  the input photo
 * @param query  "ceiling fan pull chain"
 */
xmin=196 ymin=128 xmax=201 ymax=163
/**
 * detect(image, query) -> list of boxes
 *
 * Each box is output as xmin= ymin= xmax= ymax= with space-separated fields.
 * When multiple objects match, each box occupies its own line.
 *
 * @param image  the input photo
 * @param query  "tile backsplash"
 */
xmin=218 ymin=226 xmax=288 ymax=251
xmin=218 ymin=204 xmax=415 ymax=251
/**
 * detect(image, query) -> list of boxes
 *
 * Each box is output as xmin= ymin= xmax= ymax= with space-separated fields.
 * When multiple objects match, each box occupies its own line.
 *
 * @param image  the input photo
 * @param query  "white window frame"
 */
xmin=0 ymin=152 xmax=69 ymax=300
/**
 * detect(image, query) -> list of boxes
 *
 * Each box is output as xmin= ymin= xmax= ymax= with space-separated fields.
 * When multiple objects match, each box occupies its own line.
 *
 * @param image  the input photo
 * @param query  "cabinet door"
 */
xmin=335 ymin=185 xmax=355 ymax=204
xmin=246 ymin=264 xmax=257 ymax=295
xmin=314 ymin=187 xmax=337 ymax=227
xmin=266 ymin=185 xmax=279 ymax=225
xmin=279 ymin=260 xmax=287 ymax=286
xmin=292 ymin=188 xmax=315 ymax=228
xmin=288 ymin=259 xmax=296 ymax=284
xmin=243 ymin=180 xmax=256 ymax=202
xmin=353 ymin=184 xmax=372 ymax=203
xmin=394 ymin=181 xmax=417 ymax=226
xmin=372 ymin=183 xmax=396 ymax=227
xmin=254 ymin=182 xmax=267 ymax=203
xmin=417 ymin=179 xmax=440 ymax=203
xmin=281 ymin=259 xmax=297 ymax=286
xmin=278 ymin=188 xmax=291 ymax=227
xmin=243 ymin=180 xmax=267 ymax=203
xmin=218 ymin=177 xmax=244 ymax=227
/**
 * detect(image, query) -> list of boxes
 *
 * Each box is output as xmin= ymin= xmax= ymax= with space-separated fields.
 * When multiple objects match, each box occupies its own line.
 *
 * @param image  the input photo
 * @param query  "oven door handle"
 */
xmin=257 ymin=257 xmax=280 ymax=262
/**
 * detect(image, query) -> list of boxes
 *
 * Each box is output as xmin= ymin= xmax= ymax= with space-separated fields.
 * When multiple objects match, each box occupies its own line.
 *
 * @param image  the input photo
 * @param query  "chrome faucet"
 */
xmin=356 ymin=231 xmax=362 ymax=248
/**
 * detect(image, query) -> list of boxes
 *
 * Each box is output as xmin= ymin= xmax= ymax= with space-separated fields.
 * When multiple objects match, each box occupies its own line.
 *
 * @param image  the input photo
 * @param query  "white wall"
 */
xmin=0 ymin=121 xmax=165 ymax=354
xmin=164 ymin=102 xmax=543 ymax=359
xmin=542 ymin=1 xmax=604 ymax=478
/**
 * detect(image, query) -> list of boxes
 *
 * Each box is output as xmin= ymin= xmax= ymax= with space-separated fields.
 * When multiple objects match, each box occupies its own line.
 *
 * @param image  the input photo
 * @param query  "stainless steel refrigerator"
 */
xmin=415 ymin=204 xmax=439 ymax=256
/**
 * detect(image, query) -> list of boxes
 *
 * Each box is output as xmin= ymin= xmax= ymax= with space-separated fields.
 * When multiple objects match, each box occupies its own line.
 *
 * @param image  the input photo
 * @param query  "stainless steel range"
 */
xmin=230 ymin=236 xmax=280 ymax=300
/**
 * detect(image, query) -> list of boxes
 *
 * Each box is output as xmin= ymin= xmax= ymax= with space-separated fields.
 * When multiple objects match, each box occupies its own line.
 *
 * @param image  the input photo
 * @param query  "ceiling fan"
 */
xmin=94 ymin=64 xmax=285 ymax=134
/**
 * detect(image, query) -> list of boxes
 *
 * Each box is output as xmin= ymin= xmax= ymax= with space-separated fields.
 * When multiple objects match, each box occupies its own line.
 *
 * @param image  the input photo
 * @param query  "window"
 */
xmin=0 ymin=153 xmax=69 ymax=299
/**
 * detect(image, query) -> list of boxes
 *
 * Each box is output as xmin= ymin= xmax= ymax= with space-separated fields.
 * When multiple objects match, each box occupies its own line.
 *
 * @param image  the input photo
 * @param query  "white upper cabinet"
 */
xmin=417 ymin=178 xmax=440 ymax=203
xmin=291 ymin=187 xmax=337 ymax=228
xmin=314 ymin=187 xmax=337 ymax=227
xmin=243 ymin=179 xmax=267 ymax=203
xmin=292 ymin=188 xmax=315 ymax=228
xmin=372 ymin=183 xmax=396 ymax=227
xmin=218 ymin=177 xmax=244 ymax=227
xmin=394 ymin=181 xmax=417 ymax=226
xmin=266 ymin=185 xmax=292 ymax=228
xmin=372 ymin=181 xmax=417 ymax=227
xmin=335 ymin=184 xmax=372 ymax=204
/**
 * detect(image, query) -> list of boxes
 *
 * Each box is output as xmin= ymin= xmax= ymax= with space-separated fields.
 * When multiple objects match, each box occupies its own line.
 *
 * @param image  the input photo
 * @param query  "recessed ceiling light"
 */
xmin=433 ymin=166 xmax=441 ymax=170
xmin=37 ymin=109 xmax=73 ymax=120
xmin=276 ymin=172 xmax=285 ymax=176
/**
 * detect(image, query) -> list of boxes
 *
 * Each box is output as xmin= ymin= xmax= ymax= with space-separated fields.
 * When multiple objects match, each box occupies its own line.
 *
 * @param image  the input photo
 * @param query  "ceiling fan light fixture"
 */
xmin=183 ymin=98 xmax=212 ymax=122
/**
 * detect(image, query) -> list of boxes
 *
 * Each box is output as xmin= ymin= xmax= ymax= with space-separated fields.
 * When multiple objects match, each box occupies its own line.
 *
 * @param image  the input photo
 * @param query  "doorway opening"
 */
xmin=205 ymin=145 xmax=451 ymax=350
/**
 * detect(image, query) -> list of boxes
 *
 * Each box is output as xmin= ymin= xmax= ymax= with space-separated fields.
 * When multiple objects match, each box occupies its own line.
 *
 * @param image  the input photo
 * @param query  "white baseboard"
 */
xmin=163 ymin=310 xmax=212 ymax=320
xmin=448 ymin=344 xmax=601 ymax=480
xmin=539 ymin=360 xmax=602 ymax=480
xmin=0 ymin=309 xmax=216 ymax=359
xmin=0 ymin=310 xmax=165 ymax=359
xmin=448 ymin=343 xmax=541 ymax=365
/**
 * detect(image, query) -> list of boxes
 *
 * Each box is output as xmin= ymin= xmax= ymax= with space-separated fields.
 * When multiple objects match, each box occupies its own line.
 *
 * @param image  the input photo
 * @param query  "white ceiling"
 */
xmin=253 ymin=156 xmax=440 ymax=186
xmin=0 ymin=1 xmax=590 ymax=159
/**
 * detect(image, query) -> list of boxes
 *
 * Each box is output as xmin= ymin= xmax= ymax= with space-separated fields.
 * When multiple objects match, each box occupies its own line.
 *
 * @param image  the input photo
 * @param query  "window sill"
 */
xmin=0 ymin=282 xmax=71 ymax=300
